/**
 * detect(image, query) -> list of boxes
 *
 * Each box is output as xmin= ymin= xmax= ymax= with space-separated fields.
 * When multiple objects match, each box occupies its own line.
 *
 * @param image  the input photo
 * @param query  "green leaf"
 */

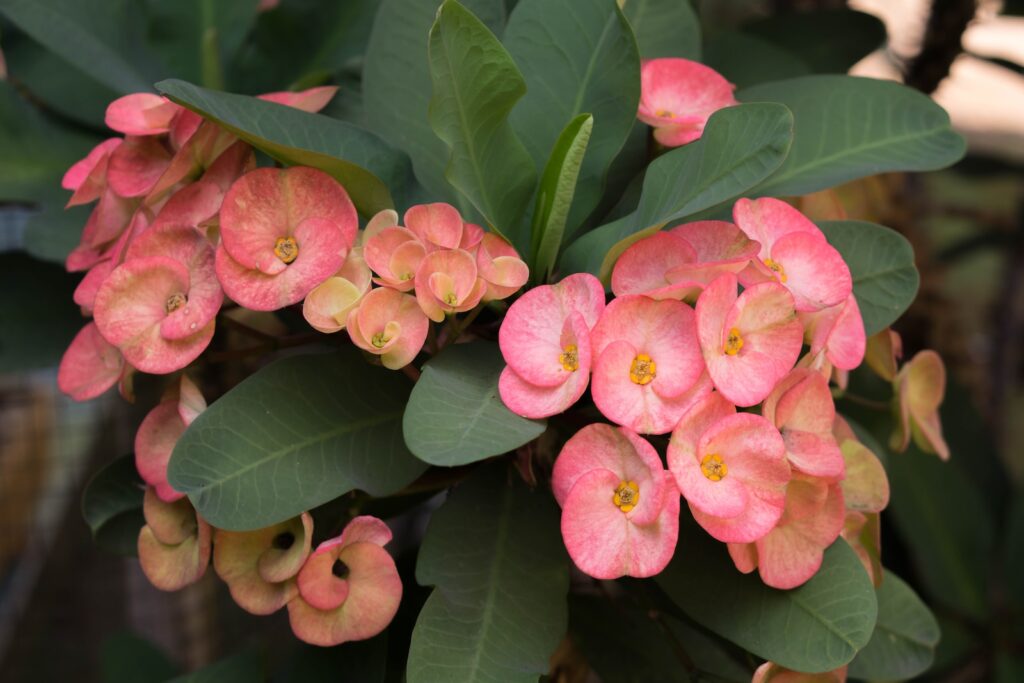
xmin=848 ymin=569 xmax=940 ymax=680
xmin=887 ymin=445 xmax=993 ymax=621
xmin=740 ymin=75 xmax=966 ymax=197
xmin=156 ymin=78 xmax=409 ymax=216
xmin=403 ymin=342 xmax=546 ymax=467
xmin=272 ymin=636 xmax=387 ymax=683
xmin=817 ymin=220 xmax=920 ymax=336
xmin=101 ymin=631 xmax=180 ymax=683
xmin=744 ymin=9 xmax=886 ymax=75
xmin=506 ymin=0 xmax=640 ymax=233
xmin=621 ymin=0 xmax=700 ymax=59
xmin=0 ymin=0 xmax=154 ymax=93
xmin=657 ymin=517 xmax=877 ymax=673
xmin=168 ymin=350 xmax=429 ymax=531
xmin=0 ymin=252 xmax=82 ymax=373
xmin=168 ymin=651 xmax=263 ymax=683
xmin=1005 ymin=494 xmax=1024 ymax=610
xmin=81 ymin=455 xmax=145 ymax=558
xmin=560 ymin=102 xmax=793 ymax=280
xmin=428 ymin=0 xmax=537 ymax=246
xmin=704 ymin=32 xmax=811 ymax=90
xmin=531 ymin=114 xmax=593 ymax=281
xmin=407 ymin=462 xmax=569 ymax=683
xmin=22 ymin=203 xmax=91 ymax=264
xmin=362 ymin=0 xmax=506 ymax=211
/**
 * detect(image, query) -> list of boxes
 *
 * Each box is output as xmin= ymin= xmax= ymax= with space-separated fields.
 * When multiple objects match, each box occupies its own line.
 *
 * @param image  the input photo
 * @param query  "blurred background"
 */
xmin=1 ymin=0 xmax=1022 ymax=681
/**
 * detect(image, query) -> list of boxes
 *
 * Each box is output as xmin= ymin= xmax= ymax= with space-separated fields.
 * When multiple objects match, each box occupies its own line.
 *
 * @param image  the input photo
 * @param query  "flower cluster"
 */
xmin=304 ymin=201 xmax=528 ymax=368
xmin=498 ymin=197 xmax=923 ymax=589
xmin=637 ymin=57 xmax=737 ymax=147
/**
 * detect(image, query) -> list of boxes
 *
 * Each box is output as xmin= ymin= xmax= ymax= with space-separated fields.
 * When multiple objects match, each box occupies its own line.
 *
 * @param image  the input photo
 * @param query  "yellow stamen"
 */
xmin=274 ymin=236 xmax=299 ymax=264
xmin=763 ymin=258 xmax=787 ymax=283
xmin=613 ymin=480 xmax=640 ymax=513
xmin=371 ymin=332 xmax=391 ymax=348
xmin=700 ymin=454 xmax=728 ymax=482
xmin=630 ymin=354 xmax=657 ymax=385
xmin=724 ymin=328 xmax=744 ymax=356
xmin=165 ymin=293 xmax=187 ymax=314
xmin=655 ymin=108 xmax=674 ymax=118
xmin=444 ymin=292 xmax=458 ymax=306
xmin=560 ymin=344 xmax=579 ymax=372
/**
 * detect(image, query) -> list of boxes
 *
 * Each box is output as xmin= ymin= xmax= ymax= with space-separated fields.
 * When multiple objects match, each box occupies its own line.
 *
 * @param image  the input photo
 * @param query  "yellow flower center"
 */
xmin=444 ymin=292 xmax=458 ymax=306
xmin=371 ymin=332 xmax=391 ymax=348
xmin=724 ymin=327 xmax=744 ymax=356
xmin=700 ymin=454 xmax=728 ymax=481
xmin=560 ymin=345 xmax=579 ymax=372
xmin=165 ymin=292 xmax=187 ymax=314
xmin=630 ymin=354 xmax=657 ymax=385
xmin=763 ymin=258 xmax=787 ymax=283
xmin=655 ymin=108 xmax=674 ymax=118
xmin=274 ymin=236 xmax=299 ymax=264
xmin=613 ymin=480 xmax=640 ymax=513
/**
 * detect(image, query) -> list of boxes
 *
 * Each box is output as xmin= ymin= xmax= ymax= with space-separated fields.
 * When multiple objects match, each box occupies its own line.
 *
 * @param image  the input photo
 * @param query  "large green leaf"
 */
xmin=0 ymin=0 xmax=155 ymax=93
xmin=156 ymin=78 xmax=409 ymax=216
xmin=887 ymin=445 xmax=992 ymax=621
xmin=407 ymin=463 xmax=569 ymax=683
xmin=428 ymin=0 xmax=537 ymax=246
xmin=531 ymin=114 xmax=593 ymax=281
xmin=620 ymin=0 xmax=700 ymax=59
xmin=362 ymin=0 xmax=506 ymax=211
xmin=168 ymin=350 xmax=428 ymax=531
xmin=818 ymin=220 xmax=920 ymax=336
xmin=744 ymin=9 xmax=886 ymax=74
xmin=848 ymin=569 xmax=940 ymax=680
xmin=704 ymin=32 xmax=811 ymax=90
xmin=560 ymin=102 xmax=793 ymax=279
xmin=506 ymin=0 xmax=640 ymax=232
xmin=740 ymin=75 xmax=966 ymax=197
xmin=22 ymin=203 xmax=91 ymax=264
xmin=657 ymin=517 xmax=877 ymax=673
xmin=272 ymin=637 xmax=387 ymax=683
xmin=168 ymin=652 xmax=262 ymax=683
xmin=81 ymin=455 xmax=145 ymax=558
xmin=0 ymin=252 xmax=82 ymax=372
xmin=403 ymin=342 xmax=546 ymax=467
xmin=101 ymin=632 xmax=180 ymax=683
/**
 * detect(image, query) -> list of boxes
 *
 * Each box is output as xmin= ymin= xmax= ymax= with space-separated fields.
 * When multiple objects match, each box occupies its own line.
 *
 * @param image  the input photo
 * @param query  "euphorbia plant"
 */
xmin=33 ymin=0 xmax=971 ymax=678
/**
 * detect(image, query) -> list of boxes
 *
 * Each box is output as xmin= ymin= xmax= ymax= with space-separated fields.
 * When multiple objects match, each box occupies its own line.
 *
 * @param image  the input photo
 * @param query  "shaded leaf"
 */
xmin=621 ymin=0 xmax=700 ymax=59
xmin=22 ymin=203 xmax=91 ymax=265
xmin=657 ymin=516 xmax=877 ymax=673
xmin=704 ymin=32 xmax=811 ymax=90
xmin=168 ymin=651 xmax=262 ymax=683
xmin=428 ymin=0 xmax=537 ymax=246
xmin=848 ymin=569 xmax=940 ymax=680
xmin=81 ymin=455 xmax=145 ymax=558
xmin=156 ymin=78 xmax=409 ymax=216
xmin=818 ymin=220 xmax=920 ymax=336
xmin=272 ymin=636 xmax=387 ymax=683
xmin=101 ymin=631 xmax=180 ymax=683
xmin=740 ymin=75 xmax=966 ymax=197
xmin=407 ymin=462 xmax=569 ymax=683
xmin=403 ymin=342 xmax=546 ymax=467
xmin=168 ymin=349 xmax=428 ymax=531
xmin=744 ymin=9 xmax=886 ymax=74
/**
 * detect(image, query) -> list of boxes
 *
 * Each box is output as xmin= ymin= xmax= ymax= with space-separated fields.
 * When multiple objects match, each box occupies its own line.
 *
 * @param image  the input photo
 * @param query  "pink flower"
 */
xmin=892 ymin=350 xmax=949 ymax=460
xmin=105 ymin=94 xmax=180 ymax=136
xmin=762 ymin=369 xmax=845 ymax=480
xmin=552 ymin=424 xmax=679 ymax=579
xmin=363 ymin=214 xmax=425 ymax=292
xmin=695 ymin=272 xmax=803 ymax=407
xmin=611 ymin=221 xmax=760 ymax=301
xmin=258 ymin=86 xmax=339 ymax=113
xmin=63 ymin=138 xmax=121 ymax=206
xmin=637 ymin=58 xmax=737 ymax=147
xmin=214 ymin=513 xmax=314 ymax=615
xmin=303 ymin=247 xmax=372 ymax=333
xmin=215 ymin=167 xmax=358 ymax=311
xmin=753 ymin=661 xmax=848 ymax=683
xmin=668 ymin=392 xmax=790 ymax=543
xmin=57 ymin=322 xmax=126 ymax=401
xmin=475 ymin=232 xmax=528 ymax=302
xmin=864 ymin=328 xmax=902 ymax=382
xmin=800 ymin=293 xmax=866 ymax=372
xmin=107 ymin=135 xmax=173 ymax=198
xmin=728 ymin=474 xmax=845 ymax=589
xmin=347 ymin=287 xmax=429 ymax=369
xmin=498 ymin=273 xmax=605 ymax=419
xmin=135 ymin=376 xmax=207 ymax=502
xmin=590 ymin=295 xmax=707 ymax=434
xmin=413 ymin=249 xmax=485 ymax=322
xmin=405 ymin=202 xmax=465 ymax=252
xmin=138 ymin=488 xmax=212 ymax=591
xmin=288 ymin=516 xmax=402 ymax=646
xmin=734 ymin=198 xmax=852 ymax=312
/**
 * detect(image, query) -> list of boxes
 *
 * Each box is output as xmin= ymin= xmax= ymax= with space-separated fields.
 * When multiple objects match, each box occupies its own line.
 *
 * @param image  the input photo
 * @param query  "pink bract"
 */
xmin=696 ymin=272 xmax=803 ymax=407
xmin=216 ymin=167 xmax=357 ymax=311
xmin=137 ymin=489 xmax=212 ymax=591
xmin=63 ymin=138 xmax=121 ymax=206
xmin=413 ymin=248 xmax=486 ymax=322
xmin=364 ymin=223 xmax=425 ymax=292
xmin=552 ymin=424 xmax=679 ymax=579
xmin=303 ymin=248 xmax=372 ymax=333
xmin=347 ymin=287 xmax=429 ymax=369
xmin=107 ymin=135 xmax=173 ymax=198
xmin=668 ymin=392 xmax=791 ymax=543
xmin=476 ymin=233 xmax=528 ymax=302
xmin=105 ymin=93 xmax=180 ymax=136
xmin=893 ymin=350 xmax=949 ymax=460
xmin=753 ymin=662 xmax=848 ymax=683
xmin=288 ymin=516 xmax=402 ymax=646
xmin=497 ymin=273 xmax=605 ymax=419
xmin=637 ymin=58 xmax=737 ymax=147
xmin=258 ymin=85 xmax=339 ymax=113
xmin=762 ymin=369 xmax=845 ymax=480
xmin=135 ymin=376 xmax=207 ymax=502
xmin=57 ymin=322 xmax=126 ymax=401
xmin=800 ymin=293 xmax=866 ymax=371
xmin=591 ymin=295 xmax=706 ymax=434
xmin=734 ymin=198 xmax=852 ymax=312
xmin=404 ymin=202 xmax=464 ymax=251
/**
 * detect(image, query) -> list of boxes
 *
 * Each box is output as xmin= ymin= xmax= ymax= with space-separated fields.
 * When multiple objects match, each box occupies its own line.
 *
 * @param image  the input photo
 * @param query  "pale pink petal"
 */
xmin=107 ymin=136 xmax=173 ymax=198
xmin=765 ymin=231 xmax=852 ymax=311
xmin=63 ymin=138 xmax=121 ymax=199
xmin=105 ymin=94 xmax=179 ymax=136
xmin=57 ymin=322 xmax=125 ymax=401
xmin=611 ymin=231 xmax=696 ymax=299
xmin=733 ymin=197 xmax=824 ymax=259
xmin=404 ymin=202 xmax=463 ymax=251
xmin=498 ymin=364 xmax=590 ymax=419
xmin=135 ymin=399 xmax=187 ymax=502
xmin=258 ymin=85 xmax=339 ymax=113
xmin=638 ymin=59 xmax=737 ymax=147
